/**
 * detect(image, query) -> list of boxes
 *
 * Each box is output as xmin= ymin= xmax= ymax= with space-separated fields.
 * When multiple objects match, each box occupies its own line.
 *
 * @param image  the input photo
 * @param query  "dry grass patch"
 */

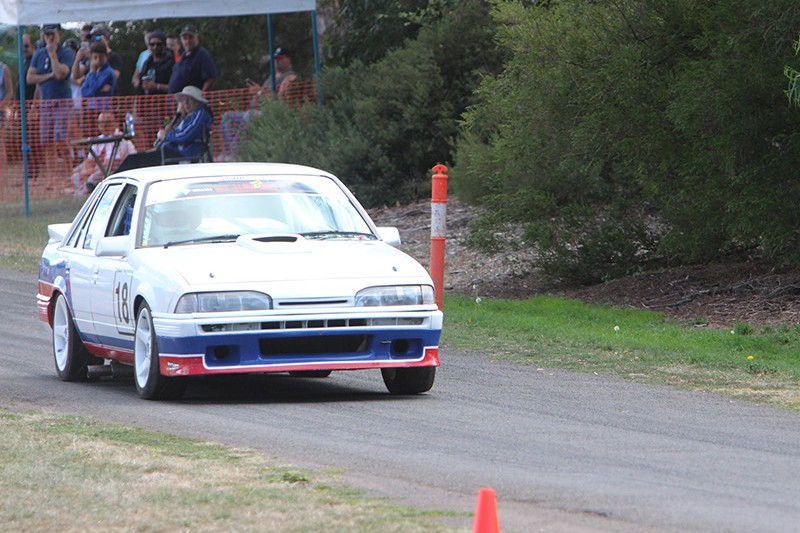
xmin=0 ymin=411 xmax=459 ymax=533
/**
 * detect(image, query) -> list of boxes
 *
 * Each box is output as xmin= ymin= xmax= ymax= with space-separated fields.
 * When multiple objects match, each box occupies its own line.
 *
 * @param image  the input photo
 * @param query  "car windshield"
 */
xmin=139 ymin=175 xmax=375 ymax=248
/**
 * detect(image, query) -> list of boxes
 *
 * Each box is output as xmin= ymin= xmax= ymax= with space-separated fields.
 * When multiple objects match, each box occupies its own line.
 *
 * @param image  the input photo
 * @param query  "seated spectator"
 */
xmin=116 ymin=86 xmax=212 ymax=171
xmin=219 ymin=47 xmax=296 ymax=160
xmin=69 ymin=112 xmax=136 ymax=195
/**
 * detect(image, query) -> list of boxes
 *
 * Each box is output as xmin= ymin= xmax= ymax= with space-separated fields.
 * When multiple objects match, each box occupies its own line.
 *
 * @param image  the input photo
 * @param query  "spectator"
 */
xmin=62 ymin=38 xmax=83 ymax=163
xmin=79 ymin=24 xmax=92 ymax=45
xmin=131 ymin=28 xmax=155 ymax=91
xmin=17 ymin=33 xmax=37 ymax=100
xmin=117 ymin=86 xmax=212 ymax=171
xmin=0 ymin=53 xmax=13 ymax=169
xmin=27 ymin=23 xmax=74 ymax=176
xmin=69 ymin=111 xmax=136 ymax=195
xmin=219 ymin=47 xmax=296 ymax=160
xmin=137 ymin=30 xmax=173 ymax=95
xmin=0 ymin=55 xmax=14 ymax=102
xmin=166 ymin=33 xmax=182 ymax=63
xmin=81 ymin=42 xmax=116 ymax=105
xmin=75 ymin=24 xmax=122 ymax=84
xmin=167 ymin=25 xmax=217 ymax=93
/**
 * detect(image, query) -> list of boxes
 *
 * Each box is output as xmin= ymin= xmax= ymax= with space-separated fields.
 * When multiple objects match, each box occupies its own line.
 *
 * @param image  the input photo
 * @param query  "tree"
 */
xmin=453 ymin=0 xmax=800 ymax=283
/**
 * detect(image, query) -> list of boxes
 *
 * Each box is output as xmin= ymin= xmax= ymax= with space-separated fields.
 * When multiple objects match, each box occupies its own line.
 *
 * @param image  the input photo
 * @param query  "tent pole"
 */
xmin=311 ymin=10 xmax=322 ymax=106
xmin=17 ymin=25 xmax=30 ymax=217
xmin=267 ymin=14 xmax=277 ymax=97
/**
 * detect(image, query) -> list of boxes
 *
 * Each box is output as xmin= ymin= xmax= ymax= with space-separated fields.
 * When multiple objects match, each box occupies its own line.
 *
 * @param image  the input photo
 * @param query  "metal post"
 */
xmin=267 ymin=14 xmax=277 ymax=97
xmin=17 ymin=25 xmax=30 ymax=217
xmin=311 ymin=10 xmax=323 ymax=106
xmin=430 ymin=164 xmax=448 ymax=310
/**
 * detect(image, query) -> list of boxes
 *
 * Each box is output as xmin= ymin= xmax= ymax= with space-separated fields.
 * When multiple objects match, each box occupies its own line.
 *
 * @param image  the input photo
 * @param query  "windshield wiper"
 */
xmin=163 ymin=234 xmax=240 ymax=248
xmin=300 ymin=231 xmax=377 ymax=241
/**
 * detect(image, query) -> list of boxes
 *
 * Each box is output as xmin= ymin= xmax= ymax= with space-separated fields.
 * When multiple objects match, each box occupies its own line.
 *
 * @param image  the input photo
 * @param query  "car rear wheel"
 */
xmin=52 ymin=293 xmax=90 ymax=382
xmin=381 ymin=367 xmax=436 ymax=394
xmin=134 ymin=303 xmax=185 ymax=400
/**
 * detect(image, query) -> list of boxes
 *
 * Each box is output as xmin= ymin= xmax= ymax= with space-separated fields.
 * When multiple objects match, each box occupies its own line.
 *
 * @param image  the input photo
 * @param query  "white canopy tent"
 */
xmin=0 ymin=0 xmax=316 ymax=25
xmin=0 ymin=0 xmax=319 ymax=214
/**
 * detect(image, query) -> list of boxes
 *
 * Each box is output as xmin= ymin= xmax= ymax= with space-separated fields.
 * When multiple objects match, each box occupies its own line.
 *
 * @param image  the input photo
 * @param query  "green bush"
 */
xmin=452 ymin=0 xmax=800 ymax=284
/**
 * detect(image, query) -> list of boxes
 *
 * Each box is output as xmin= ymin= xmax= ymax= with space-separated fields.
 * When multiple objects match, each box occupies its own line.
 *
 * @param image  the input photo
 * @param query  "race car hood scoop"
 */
xmin=235 ymin=234 xmax=310 ymax=253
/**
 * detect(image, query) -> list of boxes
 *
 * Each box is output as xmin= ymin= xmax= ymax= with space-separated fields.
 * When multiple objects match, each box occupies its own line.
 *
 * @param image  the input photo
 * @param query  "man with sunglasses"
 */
xmin=137 ymin=30 xmax=174 ymax=95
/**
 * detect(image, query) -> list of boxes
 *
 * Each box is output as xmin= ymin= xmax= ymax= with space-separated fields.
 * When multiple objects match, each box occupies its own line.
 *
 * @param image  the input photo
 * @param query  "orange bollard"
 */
xmin=430 ymin=164 xmax=448 ymax=310
xmin=472 ymin=487 xmax=500 ymax=533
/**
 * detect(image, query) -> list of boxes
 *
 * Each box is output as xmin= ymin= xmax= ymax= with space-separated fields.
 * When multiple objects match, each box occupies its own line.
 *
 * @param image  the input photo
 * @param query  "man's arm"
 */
xmin=50 ymin=47 xmax=71 ymax=81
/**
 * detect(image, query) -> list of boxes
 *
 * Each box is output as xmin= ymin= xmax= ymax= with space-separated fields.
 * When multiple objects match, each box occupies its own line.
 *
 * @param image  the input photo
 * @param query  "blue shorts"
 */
xmin=38 ymin=100 xmax=70 ymax=144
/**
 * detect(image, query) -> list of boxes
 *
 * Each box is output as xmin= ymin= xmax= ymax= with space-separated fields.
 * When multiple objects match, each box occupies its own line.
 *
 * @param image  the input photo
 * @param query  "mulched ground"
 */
xmin=561 ymin=261 xmax=800 ymax=327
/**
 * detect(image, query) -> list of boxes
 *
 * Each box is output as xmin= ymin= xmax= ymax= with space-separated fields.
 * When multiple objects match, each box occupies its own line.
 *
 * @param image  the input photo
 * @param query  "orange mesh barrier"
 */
xmin=0 ymin=81 xmax=316 ymax=202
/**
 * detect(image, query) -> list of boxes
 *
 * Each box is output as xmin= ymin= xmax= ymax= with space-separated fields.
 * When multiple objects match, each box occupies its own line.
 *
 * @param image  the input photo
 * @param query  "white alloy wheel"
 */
xmin=134 ymin=303 xmax=185 ymax=400
xmin=134 ymin=305 xmax=154 ymax=392
xmin=52 ymin=293 xmax=90 ymax=381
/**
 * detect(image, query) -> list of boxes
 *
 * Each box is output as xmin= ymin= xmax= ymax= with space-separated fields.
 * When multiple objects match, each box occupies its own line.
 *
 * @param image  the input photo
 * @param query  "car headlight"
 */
xmin=174 ymin=291 xmax=272 ymax=314
xmin=355 ymin=285 xmax=434 ymax=307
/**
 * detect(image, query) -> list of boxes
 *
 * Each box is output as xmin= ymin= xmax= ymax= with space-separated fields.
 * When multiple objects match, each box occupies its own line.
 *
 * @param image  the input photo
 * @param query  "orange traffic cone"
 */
xmin=472 ymin=487 xmax=500 ymax=533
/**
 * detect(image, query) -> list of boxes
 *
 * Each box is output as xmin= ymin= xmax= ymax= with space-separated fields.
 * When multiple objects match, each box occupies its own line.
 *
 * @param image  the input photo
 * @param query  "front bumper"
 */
xmin=153 ymin=308 xmax=443 ymax=377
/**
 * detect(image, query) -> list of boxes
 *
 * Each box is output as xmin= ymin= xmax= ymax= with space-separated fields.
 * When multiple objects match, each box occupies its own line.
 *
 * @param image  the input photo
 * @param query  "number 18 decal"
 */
xmin=113 ymin=272 xmax=134 ymax=333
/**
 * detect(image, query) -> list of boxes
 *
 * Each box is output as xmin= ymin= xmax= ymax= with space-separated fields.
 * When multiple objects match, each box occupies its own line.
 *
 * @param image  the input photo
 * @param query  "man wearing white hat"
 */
xmin=117 ymin=86 xmax=212 ymax=171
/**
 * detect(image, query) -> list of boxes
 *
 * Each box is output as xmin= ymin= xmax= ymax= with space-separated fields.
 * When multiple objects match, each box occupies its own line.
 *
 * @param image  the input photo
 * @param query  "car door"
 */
xmin=69 ymin=182 xmax=124 ymax=348
xmin=91 ymin=184 xmax=139 ymax=349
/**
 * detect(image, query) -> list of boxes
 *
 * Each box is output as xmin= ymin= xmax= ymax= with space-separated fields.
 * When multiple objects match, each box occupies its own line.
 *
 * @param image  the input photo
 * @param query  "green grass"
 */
xmin=0 ymin=198 xmax=85 ymax=272
xmin=441 ymin=295 xmax=800 ymax=409
xmin=0 ymin=410 xmax=462 ymax=533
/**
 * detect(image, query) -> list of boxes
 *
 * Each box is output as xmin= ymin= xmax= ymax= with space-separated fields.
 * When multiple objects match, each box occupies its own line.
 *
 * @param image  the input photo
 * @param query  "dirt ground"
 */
xmin=369 ymin=199 xmax=800 ymax=328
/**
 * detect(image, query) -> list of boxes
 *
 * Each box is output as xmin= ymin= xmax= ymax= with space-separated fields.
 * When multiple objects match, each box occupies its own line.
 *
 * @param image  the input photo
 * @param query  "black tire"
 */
xmin=288 ymin=370 xmax=332 ymax=378
xmin=52 ymin=293 xmax=90 ymax=382
xmin=381 ymin=366 xmax=436 ymax=395
xmin=134 ymin=303 xmax=185 ymax=400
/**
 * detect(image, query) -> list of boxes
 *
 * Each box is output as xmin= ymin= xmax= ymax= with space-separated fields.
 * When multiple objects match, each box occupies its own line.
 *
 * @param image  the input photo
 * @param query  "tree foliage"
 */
xmin=453 ymin=0 xmax=800 ymax=283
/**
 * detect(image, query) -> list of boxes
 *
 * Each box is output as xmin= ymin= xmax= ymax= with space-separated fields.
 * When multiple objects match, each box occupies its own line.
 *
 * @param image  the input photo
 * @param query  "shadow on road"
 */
xmin=84 ymin=372 xmax=432 ymax=405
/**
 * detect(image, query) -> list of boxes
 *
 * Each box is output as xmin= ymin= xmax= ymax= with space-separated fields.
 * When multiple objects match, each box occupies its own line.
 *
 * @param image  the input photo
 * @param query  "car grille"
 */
xmin=201 ymin=316 xmax=425 ymax=333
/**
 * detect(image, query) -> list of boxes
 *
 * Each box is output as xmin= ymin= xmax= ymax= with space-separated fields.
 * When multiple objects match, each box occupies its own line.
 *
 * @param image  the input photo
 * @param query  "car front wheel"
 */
xmin=52 ymin=293 xmax=90 ymax=382
xmin=381 ymin=366 xmax=436 ymax=394
xmin=134 ymin=303 xmax=185 ymax=400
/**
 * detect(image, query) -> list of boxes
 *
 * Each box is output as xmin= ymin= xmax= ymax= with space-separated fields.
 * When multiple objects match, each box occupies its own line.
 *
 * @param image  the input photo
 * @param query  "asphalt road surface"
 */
xmin=3 ymin=267 xmax=800 ymax=533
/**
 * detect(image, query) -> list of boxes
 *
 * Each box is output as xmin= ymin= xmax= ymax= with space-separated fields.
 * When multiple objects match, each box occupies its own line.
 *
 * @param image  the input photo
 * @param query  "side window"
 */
xmin=82 ymin=184 xmax=122 ymax=251
xmin=108 ymin=185 xmax=138 ymax=237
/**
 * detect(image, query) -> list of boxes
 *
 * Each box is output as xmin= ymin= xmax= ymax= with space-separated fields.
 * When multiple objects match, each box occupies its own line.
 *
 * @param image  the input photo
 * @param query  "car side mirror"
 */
xmin=96 ymin=235 xmax=131 ymax=257
xmin=376 ymin=227 xmax=401 ymax=246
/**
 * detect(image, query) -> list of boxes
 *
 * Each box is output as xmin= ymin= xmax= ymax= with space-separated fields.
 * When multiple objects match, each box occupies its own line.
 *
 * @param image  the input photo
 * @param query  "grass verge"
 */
xmin=441 ymin=295 xmax=800 ymax=410
xmin=0 ymin=198 xmax=85 ymax=272
xmin=0 ymin=409 xmax=460 ymax=533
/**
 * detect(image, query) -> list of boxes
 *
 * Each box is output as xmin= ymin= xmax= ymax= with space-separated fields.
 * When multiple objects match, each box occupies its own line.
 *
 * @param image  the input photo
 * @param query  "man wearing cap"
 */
xmin=27 ymin=24 xmax=74 ymax=174
xmin=219 ymin=46 xmax=296 ymax=160
xmin=116 ymin=86 xmax=212 ymax=171
xmin=167 ymin=25 xmax=217 ymax=94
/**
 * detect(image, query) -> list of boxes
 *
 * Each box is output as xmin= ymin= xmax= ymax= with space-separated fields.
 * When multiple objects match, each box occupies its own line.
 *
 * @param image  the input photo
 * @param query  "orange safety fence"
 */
xmin=0 ymin=81 xmax=316 ymax=203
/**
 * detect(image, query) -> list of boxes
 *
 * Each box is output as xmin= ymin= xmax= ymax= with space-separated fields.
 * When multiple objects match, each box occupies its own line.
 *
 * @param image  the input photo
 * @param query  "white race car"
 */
xmin=37 ymin=163 xmax=442 ymax=400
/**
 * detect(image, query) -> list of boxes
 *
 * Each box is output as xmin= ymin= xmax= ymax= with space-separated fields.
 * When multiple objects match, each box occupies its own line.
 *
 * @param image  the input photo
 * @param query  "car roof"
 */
xmin=109 ymin=162 xmax=337 ymax=186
